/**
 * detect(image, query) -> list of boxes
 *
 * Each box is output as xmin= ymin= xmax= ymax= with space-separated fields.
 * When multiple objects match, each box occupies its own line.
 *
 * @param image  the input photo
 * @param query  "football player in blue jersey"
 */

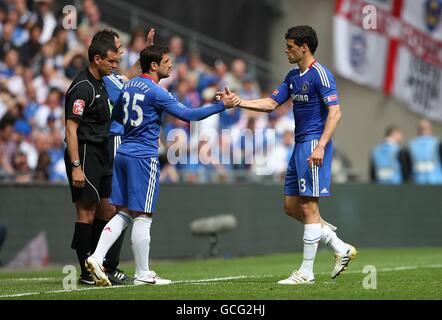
xmin=85 ymin=45 xmax=240 ymax=286
xmin=82 ymin=28 xmax=155 ymax=285
xmin=225 ymin=26 xmax=358 ymax=284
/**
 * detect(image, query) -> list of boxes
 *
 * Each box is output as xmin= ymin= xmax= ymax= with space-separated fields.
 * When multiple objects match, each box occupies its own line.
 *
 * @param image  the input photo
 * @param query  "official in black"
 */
xmin=64 ymin=36 xmax=119 ymax=284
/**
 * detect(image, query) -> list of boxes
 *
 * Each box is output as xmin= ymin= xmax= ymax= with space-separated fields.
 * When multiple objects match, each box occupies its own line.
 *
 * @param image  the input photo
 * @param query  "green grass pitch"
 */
xmin=0 ymin=247 xmax=441 ymax=300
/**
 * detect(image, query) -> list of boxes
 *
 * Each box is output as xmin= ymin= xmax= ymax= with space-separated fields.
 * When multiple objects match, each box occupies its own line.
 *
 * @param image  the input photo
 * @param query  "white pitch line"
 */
xmin=0 ymin=264 xmax=441 ymax=299
xmin=378 ymin=266 xmax=418 ymax=272
xmin=0 ymin=283 xmax=131 ymax=299
xmin=174 ymin=275 xmax=250 ymax=283
xmin=0 ymin=276 xmax=254 ymax=298
xmin=3 ymin=277 xmax=57 ymax=281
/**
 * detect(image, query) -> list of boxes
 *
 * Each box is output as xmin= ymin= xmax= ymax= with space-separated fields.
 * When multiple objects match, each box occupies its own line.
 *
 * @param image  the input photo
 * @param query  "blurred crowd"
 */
xmin=370 ymin=119 xmax=442 ymax=185
xmin=0 ymin=0 xmax=354 ymax=184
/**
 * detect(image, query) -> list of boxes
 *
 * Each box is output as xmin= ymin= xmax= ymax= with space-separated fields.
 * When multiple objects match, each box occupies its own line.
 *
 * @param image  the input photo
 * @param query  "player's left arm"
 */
xmin=122 ymin=28 xmax=155 ymax=81
xmin=309 ymin=105 xmax=342 ymax=167
xmin=308 ymin=71 xmax=342 ymax=167
xmin=157 ymin=87 xmax=240 ymax=122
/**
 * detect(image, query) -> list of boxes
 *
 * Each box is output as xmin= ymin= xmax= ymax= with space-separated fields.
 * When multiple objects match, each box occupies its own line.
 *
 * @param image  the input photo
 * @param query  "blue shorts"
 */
xmin=111 ymin=154 xmax=160 ymax=213
xmin=284 ymin=140 xmax=332 ymax=197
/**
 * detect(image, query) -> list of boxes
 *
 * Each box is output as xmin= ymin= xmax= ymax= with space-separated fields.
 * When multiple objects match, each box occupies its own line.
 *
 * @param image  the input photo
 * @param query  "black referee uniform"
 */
xmin=64 ymin=67 xmax=112 ymax=203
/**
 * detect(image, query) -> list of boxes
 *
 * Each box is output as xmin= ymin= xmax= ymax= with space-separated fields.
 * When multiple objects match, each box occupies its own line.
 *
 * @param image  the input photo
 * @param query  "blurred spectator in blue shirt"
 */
xmin=404 ymin=119 xmax=442 ymax=185
xmin=370 ymin=126 xmax=408 ymax=184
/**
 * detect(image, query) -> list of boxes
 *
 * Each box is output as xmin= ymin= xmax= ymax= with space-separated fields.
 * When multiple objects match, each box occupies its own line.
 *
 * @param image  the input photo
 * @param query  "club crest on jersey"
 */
xmin=302 ymin=81 xmax=309 ymax=93
xmin=73 ymin=99 xmax=85 ymax=115
xmin=425 ymin=0 xmax=442 ymax=32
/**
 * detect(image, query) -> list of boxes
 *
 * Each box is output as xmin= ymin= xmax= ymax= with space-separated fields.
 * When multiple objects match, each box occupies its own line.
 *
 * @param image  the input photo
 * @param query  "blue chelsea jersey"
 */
xmin=271 ymin=61 xmax=340 ymax=142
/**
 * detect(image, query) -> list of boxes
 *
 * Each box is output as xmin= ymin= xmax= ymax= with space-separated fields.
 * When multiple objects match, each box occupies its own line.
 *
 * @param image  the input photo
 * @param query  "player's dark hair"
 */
xmin=285 ymin=25 xmax=318 ymax=54
xmin=385 ymin=126 xmax=400 ymax=137
xmin=140 ymin=45 xmax=169 ymax=73
xmin=92 ymin=29 xmax=119 ymax=43
xmin=88 ymin=35 xmax=118 ymax=63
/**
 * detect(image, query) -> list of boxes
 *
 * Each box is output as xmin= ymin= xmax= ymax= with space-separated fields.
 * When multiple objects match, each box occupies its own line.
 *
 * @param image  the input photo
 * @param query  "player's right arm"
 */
xmin=65 ymin=82 xmax=93 ymax=188
xmin=104 ymin=74 xmax=124 ymax=105
xmin=238 ymin=97 xmax=280 ymax=113
xmin=111 ymin=90 xmax=125 ymax=124
xmin=65 ymin=119 xmax=84 ymax=188
xmin=231 ymin=76 xmax=290 ymax=113
xmin=123 ymin=28 xmax=155 ymax=81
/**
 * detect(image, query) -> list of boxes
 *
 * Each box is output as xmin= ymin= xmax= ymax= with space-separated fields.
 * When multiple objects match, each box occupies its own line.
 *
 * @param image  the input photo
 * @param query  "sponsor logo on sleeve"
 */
xmin=73 ymin=99 xmax=85 ymax=116
xmin=272 ymin=89 xmax=279 ymax=96
xmin=323 ymin=95 xmax=338 ymax=104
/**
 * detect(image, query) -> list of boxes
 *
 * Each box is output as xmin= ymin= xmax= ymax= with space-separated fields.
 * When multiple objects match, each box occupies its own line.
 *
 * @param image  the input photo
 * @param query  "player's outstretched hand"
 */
xmin=218 ymin=87 xmax=241 ymax=108
xmin=146 ymin=28 xmax=155 ymax=47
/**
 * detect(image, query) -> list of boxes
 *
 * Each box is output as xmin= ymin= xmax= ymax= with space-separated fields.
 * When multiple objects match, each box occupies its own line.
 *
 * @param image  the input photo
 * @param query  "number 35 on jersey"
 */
xmin=122 ymin=91 xmax=146 ymax=127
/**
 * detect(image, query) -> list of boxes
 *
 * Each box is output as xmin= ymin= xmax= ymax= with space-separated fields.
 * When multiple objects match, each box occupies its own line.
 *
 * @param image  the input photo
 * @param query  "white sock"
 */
xmin=92 ymin=211 xmax=133 ymax=263
xmin=299 ymin=223 xmax=321 ymax=277
xmin=321 ymin=224 xmax=348 ymax=255
xmin=131 ymin=216 xmax=152 ymax=279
